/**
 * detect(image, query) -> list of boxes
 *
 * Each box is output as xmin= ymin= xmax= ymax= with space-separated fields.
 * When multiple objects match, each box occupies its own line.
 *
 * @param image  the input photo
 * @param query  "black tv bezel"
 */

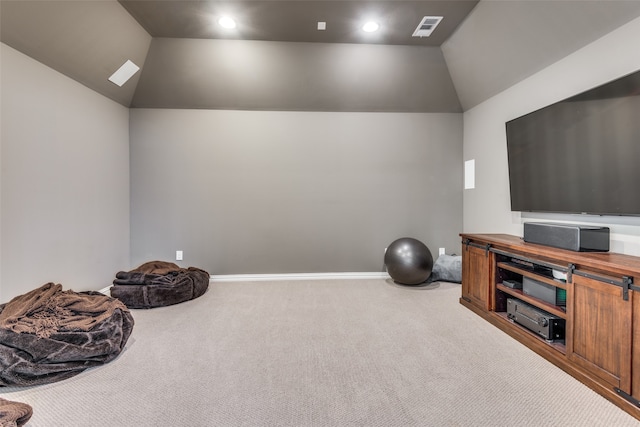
xmin=505 ymin=69 xmax=640 ymax=217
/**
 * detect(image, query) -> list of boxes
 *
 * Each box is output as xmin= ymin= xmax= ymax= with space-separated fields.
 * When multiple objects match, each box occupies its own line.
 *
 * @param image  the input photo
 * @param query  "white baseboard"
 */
xmin=99 ymin=285 xmax=112 ymax=294
xmin=211 ymin=272 xmax=390 ymax=282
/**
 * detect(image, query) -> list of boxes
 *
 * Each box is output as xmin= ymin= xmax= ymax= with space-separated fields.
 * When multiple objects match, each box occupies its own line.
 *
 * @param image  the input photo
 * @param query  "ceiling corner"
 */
xmin=1 ymin=0 xmax=152 ymax=107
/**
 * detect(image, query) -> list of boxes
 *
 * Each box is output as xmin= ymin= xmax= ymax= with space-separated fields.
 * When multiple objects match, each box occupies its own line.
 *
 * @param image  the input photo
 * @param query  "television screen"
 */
xmin=506 ymin=69 xmax=640 ymax=216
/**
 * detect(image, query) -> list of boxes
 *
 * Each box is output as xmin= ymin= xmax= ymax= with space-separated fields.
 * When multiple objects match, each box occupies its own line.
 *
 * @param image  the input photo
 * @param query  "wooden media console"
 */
xmin=460 ymin=233 xmax=640 ymax=420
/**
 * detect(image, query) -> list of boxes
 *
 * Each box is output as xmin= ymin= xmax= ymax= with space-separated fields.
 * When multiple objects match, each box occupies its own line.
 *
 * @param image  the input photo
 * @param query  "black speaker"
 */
xmin=523 ymin=222 xmax=609 ymax=252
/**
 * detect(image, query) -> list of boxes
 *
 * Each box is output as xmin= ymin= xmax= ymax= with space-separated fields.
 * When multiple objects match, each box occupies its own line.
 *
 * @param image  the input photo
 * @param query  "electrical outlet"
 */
xmin=176 ymin=250 xmax=183 ymax=261
xmin=439 ymin=247 xmax=446 ymax=256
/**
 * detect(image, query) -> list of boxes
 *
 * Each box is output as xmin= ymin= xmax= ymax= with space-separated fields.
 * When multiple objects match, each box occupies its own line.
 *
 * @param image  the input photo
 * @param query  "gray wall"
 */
xmin=130 ymin=109 xmax=463 ymax=274
xmin=132 ymin=38 xmax=461 ymax=112
xmin=0 ymin=43 xmax=131 ymax=301
xmin=461 ymin=15 xmax=640 ymax=256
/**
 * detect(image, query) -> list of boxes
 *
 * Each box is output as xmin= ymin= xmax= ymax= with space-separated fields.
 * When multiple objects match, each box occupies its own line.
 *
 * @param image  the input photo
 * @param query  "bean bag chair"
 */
xmin=0 ymin=283 xmax=133 ymax=387
xmin=427 ymin=254 xmax=463 ymax=283
xmin=110 ymin=261 xmax=209 ymax=309
xmin=0 ymin=398 xmax=33 ymax=427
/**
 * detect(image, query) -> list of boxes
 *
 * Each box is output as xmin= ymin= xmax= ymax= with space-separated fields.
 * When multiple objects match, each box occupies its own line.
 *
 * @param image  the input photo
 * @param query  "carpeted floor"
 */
xmin=2 ymin=279 xmax=638 ymax=426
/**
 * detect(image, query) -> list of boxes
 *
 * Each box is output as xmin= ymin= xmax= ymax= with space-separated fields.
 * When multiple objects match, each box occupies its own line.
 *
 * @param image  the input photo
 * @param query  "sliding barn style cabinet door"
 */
xmin=461 ymin=243 xmax=491 ymax=310
xmin=566 ymin=274 xmax=632 ymax=393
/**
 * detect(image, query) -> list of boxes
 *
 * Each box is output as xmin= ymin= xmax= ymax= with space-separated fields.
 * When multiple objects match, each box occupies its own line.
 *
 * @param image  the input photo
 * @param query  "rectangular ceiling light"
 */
xmin=412 ymin=16 xmax=443 ymax=37
xmin=108 ymin=60 xmax=140 ymax=87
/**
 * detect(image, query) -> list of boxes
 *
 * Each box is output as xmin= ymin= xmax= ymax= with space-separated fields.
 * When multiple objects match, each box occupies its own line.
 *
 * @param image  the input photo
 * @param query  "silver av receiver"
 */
xmin=506 ymin=298 xmax=565 ymax=342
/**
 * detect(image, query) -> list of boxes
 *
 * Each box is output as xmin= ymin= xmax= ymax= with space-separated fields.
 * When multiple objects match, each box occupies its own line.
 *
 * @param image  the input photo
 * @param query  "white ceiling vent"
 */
xmin=412 ymin=16 xmax=443 ymax=38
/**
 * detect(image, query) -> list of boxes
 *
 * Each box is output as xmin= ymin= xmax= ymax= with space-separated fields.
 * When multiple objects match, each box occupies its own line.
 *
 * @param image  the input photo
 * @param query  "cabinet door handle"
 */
xmin=622 ymin=276 xmax=632 ymax=301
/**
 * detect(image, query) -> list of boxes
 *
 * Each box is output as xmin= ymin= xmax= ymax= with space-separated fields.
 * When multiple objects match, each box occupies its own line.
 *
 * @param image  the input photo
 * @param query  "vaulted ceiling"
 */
xmin=2 ymin=1 xmax=640 ymax=112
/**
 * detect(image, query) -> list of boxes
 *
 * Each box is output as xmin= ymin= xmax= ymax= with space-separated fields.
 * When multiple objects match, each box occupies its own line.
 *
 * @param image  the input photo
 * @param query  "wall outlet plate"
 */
xmin=176 ymin=250 xmax=183 ymax=261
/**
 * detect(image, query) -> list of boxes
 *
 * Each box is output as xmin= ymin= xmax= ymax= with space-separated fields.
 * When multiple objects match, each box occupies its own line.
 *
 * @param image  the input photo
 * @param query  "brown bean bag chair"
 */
xmin=0 ymin=283 xmax=133 ymax=387
xmin=0 ymin=398 xmax=33 ymax=426
xmin=110 ymin=261 xmax=209 ymax=309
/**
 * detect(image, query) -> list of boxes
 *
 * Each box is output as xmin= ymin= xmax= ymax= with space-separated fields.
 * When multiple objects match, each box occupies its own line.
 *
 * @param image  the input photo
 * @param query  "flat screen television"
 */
xmin=505 ymin=69 xmax=640 ymax=216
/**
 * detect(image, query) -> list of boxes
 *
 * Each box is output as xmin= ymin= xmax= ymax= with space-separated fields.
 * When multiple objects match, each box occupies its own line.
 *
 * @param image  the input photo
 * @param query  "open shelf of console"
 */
xmin=495 ymin=283 xmax=567 ymax=319
xmin=496 ymin=261 xmax=568 ymax=290
xmin=492 ymin=310 xmax=567 ymax=354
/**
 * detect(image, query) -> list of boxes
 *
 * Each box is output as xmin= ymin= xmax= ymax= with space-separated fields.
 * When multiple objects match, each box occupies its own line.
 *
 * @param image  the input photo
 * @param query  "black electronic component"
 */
xmin=502 ymin=279 xmax=522 ymax=289
xmin=506 ymin=298 xmax=565 ymax=342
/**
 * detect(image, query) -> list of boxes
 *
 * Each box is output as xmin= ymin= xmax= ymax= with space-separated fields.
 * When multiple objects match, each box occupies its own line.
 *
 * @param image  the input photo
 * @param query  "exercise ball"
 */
xmin=384 ymin=237 xmax=434 ymax=285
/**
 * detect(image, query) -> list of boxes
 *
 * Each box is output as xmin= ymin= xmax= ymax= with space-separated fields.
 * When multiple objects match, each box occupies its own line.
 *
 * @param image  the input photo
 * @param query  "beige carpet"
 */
xmin=2 ymin=279 xmax=638 ymax=426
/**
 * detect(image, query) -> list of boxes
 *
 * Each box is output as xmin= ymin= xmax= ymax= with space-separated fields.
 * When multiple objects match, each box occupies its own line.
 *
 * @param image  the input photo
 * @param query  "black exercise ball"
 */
xmin=384 ymin=237 xmax=434 ymax=285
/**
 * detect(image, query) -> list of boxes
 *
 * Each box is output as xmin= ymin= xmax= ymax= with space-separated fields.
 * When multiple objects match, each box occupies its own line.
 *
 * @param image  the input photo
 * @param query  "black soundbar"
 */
xmin=523 ymin=222 xmax=609 ymax=252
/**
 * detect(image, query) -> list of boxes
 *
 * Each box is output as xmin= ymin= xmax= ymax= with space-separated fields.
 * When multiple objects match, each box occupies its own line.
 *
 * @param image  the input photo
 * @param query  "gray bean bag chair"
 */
xmin=110 ymin=261 xmax=209 ymax=309
xmin=0 ymin=283 xmax=134 ymax=387
xmin=427 ymin=254 xmax=463 ymax=283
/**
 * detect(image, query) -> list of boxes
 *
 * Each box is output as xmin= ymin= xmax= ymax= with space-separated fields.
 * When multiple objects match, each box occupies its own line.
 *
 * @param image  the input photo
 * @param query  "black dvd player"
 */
xmin=506 ymin=298 xmax=565 ymax=342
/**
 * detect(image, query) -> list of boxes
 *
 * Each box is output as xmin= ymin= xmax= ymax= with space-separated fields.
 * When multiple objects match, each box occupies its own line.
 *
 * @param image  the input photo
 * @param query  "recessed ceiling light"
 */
xmin=218 ymin=16 xmax=236 ymax=29
xmin=362 ymin=21 xmax=379 ymax=32
xmin=108 ymin=60 xmax=139 ymax=87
